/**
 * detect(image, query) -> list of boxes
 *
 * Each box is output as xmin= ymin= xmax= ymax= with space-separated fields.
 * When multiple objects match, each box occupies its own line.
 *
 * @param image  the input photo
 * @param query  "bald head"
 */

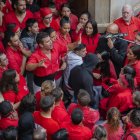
xmin=106 ymin=23 xmax=119 ymax=34
xmin=122 ymin=4 xmax=133 ymax=22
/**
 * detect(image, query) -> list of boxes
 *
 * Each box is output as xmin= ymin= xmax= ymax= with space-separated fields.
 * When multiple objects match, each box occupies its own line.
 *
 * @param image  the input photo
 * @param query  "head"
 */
xmin=6 ymin=23 xmax=21 ymax=37
xmin=97 ymin=51 xmax=110 ymax=62
xmin=48 ymin=2 xmax=58 ymax=17
xmin=51 ymin=87 xmax=63 ymax=103
xmin=77 ymin=89 xmax=91 ymax=106
xmin=127 ymin=45 xmax=140 ymax=61
xmin=93 ymin=125 xmax=107 ymax=140
xmin=79 ymin=11 xmax=91 ymax=26
xmin=18 ymin=93 xmax=36 ymax=115
xmin=71 ymin=108 xmax=83 ymax=125
xmin=40 ymin=95 xmax=55 ymax=112
xmin=52 ymin=128 xmax=69 ymax=140
xmin=25 ymin=0 xmax=33 ymax=5
xmin=60 ymin=3 xmax=71 ymax=17
xmin=41 ymin=80 xmax=55 ymax=97
xmin=40 ymin=8 xmax=53 ymax=25
xmin=73 ymin=43 xmax=86 ymax=57
xmin=134 ymin=32 xmax=140 ymax=45
xmin=33 ymin=127 xmax=46 ymax=140
xmin=60 ymin=16 xmax=71 ymax=35
xmin=43 ymin=27 xmax=56 ymax=42
xmin=133 ymin=91 xmax=140 ymax=107
xmin=3 ymin=126 xmax=18 ymax=140
xmin=12 ymin=0 xmax=26 ymax=14
xmin=106 ymin=23 xmax=119 ymax=35
xmin=84 ymin=19 xmax=98 ymax=36
xmin=0 ymin=52 xmax=8 ymax=67
xmin=0 ymin=69 xmax=19 ymax=93
xmin=106 ymin=107 xmax=120 ymax=132
xmin=130 ymin=109 xmax=140 ymax=127
xmin=0 ymin=100 xmax=13 ymax=118
xmin=82 ymin=53 xmax=99 ymax=71
xmin=122 ymin=4 xmax=133 ymax=23
xmin=25 ymin=18 xmax=39 ymax=34
xmin=36 ymin=32 xmax=53 ymax=50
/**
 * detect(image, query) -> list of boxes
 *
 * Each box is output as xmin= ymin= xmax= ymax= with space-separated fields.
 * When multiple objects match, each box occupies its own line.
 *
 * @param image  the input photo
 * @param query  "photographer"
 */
xmin=96 ymin=23 xmax=128 ymax=77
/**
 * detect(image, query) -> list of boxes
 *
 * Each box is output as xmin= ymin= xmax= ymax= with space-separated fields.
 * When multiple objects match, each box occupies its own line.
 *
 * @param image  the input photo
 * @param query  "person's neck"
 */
xmin=55 ymin=101 xmax=60 ymax=106
xmin=128 ymin=59 xmax=137 ymax=65
xmin=41 ymin=48 xmax=51 ymax=54
xmin=15 ymin=10 xmax=25 ymax=16
xmin=41 ymin=111 xmax=51 ymax=118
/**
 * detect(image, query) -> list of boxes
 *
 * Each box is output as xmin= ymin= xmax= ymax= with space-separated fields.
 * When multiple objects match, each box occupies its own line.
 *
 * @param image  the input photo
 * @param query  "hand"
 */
xmin=60 ymin=61 xmax=67 ymax=70
xmin=93 ymin=73 xmax=102 ymax=79
xmin=77 ymin=33 xmax=82 ymax=44
xmin=107 ymin=38 xmax=114 ymax=49
xmin=76 ymin=23 xmax=83 ymax=33
xmin=38 ymin=58 xmax=47 ymax=68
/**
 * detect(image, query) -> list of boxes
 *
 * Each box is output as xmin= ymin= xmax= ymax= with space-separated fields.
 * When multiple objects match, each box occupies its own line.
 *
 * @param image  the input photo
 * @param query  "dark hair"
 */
xmin=106 ymin=107 xmax=120 ymax=132
xmin=6 ymin=23 xmax=17 ymax=32
xmin=0 ymin=69 xmax=18 ymax=94
xmin=3 ymin=126 xmax=17 ymax=140
xmin=36 ymin=32 xmax=49 ymax=44
xmin=48 ymin=2 xmax=56 ymax=8
xmin=51 ymin=87 xmax=63 ymax=102
xmin=77 ymin=89 xmax=91 ymax=106
xmin=71 ymin=108 xmax=83 ymax=125
xmin=130 ymin=45 xmax=140 ymax=60
xmin=43 ymin=27 xmax=55 ymax=36
xmin=79 ymin=11 xmax=91 ymax=20
xmin=52 ymin=128 xmax=68 ymax=140
xmin=11 ymin=0 xmax=26 ymax=10
xmin=123 ymin=65 xmax=136 ymax=91
xmin=133 ymin=91 xmax=140 ymax=106
xmin=60 ymin=3 xmax=71 ymax=12
xmin=3 ymin=31 xmax=15 ymax=47
xmin=25 ymin=18 xmax=37 ymax=31
xmin=73 ymin=43 xmax=86 ymax=51
xmin=60 ymin=16 xmax=70 ymax=27
xmin=18 ymin=93 xmax=36 ymax=115
xmin=84 ymin=19 xmax=98 ymax=36
xmin=40 ymin=95 xmax=55 ymax=112
xmin=0 ymin=101 xmax=13 ymax=117
xmin=93 ymin=125 xmax=107 ymax=140
xmin=130 ymin=109 xmax=140 ymax=127
xmin=33 ymin=127 xmax=46 ymax=140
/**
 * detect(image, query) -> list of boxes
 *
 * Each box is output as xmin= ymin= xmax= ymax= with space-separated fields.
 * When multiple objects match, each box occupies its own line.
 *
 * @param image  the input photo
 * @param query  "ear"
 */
xmin=28 ymin=27 xmax=31 ymax=31
xmin=8 ymin=41 xmax=11 ymax=46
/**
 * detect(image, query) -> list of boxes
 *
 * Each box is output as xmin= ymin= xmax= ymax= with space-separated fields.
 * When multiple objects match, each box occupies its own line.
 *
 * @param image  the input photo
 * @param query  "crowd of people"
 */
xmin=0 ymin=0 xmax=140 ymax=140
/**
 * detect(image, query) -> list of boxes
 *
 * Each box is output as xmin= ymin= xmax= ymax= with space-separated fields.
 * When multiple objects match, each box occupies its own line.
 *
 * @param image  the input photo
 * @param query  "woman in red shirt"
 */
xmin=81 ymin=19 xmax=100 ymax=54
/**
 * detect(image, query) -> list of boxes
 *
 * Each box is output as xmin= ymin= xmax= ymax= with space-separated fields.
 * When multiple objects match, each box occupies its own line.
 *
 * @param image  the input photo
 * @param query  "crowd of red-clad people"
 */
xmin=0 ymin=0 xmax=140 ymax=140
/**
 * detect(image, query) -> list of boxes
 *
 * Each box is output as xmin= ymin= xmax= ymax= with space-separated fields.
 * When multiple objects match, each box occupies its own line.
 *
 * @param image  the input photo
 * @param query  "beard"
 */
xmin=18 ymin=8 xmax=26 ymax=14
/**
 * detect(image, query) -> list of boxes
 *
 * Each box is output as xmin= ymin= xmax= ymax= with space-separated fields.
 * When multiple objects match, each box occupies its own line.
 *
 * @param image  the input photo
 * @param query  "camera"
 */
xmin=102 ymin=33 xmax=128 ymax=39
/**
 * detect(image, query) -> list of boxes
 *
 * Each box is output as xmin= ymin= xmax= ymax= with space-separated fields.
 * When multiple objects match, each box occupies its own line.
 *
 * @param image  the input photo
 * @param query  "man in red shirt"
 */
xmin=61 ymin=108 xmax=92 ymax=140
xmin=114 ymin=4 xmax=140 ymax=41
xmin=26 ymin=32 xmax=67 ymax=92
xmin=33 ymin=95 xmax=60 ymax=140
xmin=2 ymin=0 xmax=33 ymax=31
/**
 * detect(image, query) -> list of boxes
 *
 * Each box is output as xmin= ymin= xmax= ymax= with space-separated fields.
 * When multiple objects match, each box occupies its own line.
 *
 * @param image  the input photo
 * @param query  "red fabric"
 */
xmin=123 ymin=127 xmax=140 ymax=140
xmin=81 ymin=33 xmax=100 ymax=54
xmin=114 ymin=17 xmax=140 ymax=41
xmin=27 ymin=43 xmax=67 ymax=77
xmin=54 ymin=0 xmax=68 ymax=11
xmin=16 ymin=75 xmax=29 ymax=102
xmin=71 ymin=29 xmax=84 ymax=42
xmin=61 ymin=121 xmax=92 ymax=140
xmin=103 ymin=123 xmax=124 ymax=140
xmin=52 ymin=104 xmax=70 ymax=125
xmin=68 ymin=103 xmax=100 ymax=129
xmin=100 ymin=82 xmax=134 ymax=113
xmin=56 ymin=13 xmax=78 ymax=31
xmin=0 ymin=41 xmax=5 ymax=53
xmin=33 ymin=111 xmax=60 ymax=140
xmin=40 ymin=7 xmax=52 ymax=17
xmin=35 ymin=91 xmax=41 ymax=110
xmin=0 ymin=117 xmax=18 ymax=130
xmin=2 ymin=10 xmax=33 ymax=31
xmin=38 ymin=19 xmax=59 ymax=31
xmin=2 ymin=0 xmax=13 ymax=14
xmin=6 ymin=46 xmax=23 ymax=73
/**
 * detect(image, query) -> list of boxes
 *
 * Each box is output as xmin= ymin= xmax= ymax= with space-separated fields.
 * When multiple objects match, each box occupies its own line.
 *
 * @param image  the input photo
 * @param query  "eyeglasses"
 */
xmin=44 ymin=16 xmax=52 ymax=20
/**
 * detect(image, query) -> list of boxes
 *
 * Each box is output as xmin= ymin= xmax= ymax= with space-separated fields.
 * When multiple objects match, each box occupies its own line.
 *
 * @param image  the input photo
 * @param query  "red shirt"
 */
xmin=103 ymin=122 xmax=124 ymax=140
xmin=54 ymin=0 xmax=68 ymax=10
xmin=52 ymin=104 xmax=70 ymax=125
xmin=27 ymin=43 xmax=67 ymax=77
xmin=33 ymin=111 xmax=60 ymax=140
xmin=114 ymin=17 xmax=140 ymax=41
xmin=38 ymin=19 xmax=60 ymax=31
xmin=61 ymin=121 xmax=92 ymax=140
xmin=0 ymin=117 xmax=18 ymax=130
xmin=56 ymin=14 xmax=78 ymax=31
xmin=6 ymin=46 xmax=23 ymax=73
xmin=81 ymin=33 xmax=100 ymax=54
xmin=2 ymin=0 xmax=13 ymax=14
xmin=68 ymin=103 xmax=100 ymax=129
xmin=123 ymin=127 xmax=140 ymax=140
xmin=2 ymin=10 xmax=33 ymax=31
